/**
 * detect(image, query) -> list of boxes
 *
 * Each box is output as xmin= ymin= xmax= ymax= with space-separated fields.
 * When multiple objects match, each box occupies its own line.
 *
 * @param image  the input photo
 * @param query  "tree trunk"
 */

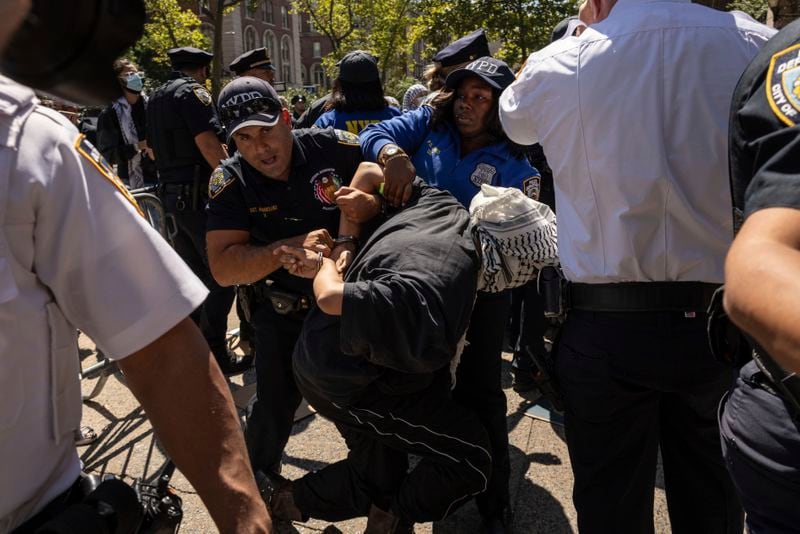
xmin=768 ymin=0 xmax=800 ymax=28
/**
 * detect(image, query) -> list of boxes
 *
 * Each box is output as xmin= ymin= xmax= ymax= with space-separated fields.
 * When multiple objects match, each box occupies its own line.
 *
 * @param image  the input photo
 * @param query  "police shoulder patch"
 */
xmin=74 ymin=134 xmax=143 ymax=216
xmin=193 ymin=85 xmax=213 ymax=106
xmin=333 ymin=128 xmax=359 ymax=146
xmin=209 ymin=167 xmax=236 ymax=198
xmin=522 ymin=175 xmax=541 ymax=200
xmin=766 ymin=43 xmax=800 ymax=127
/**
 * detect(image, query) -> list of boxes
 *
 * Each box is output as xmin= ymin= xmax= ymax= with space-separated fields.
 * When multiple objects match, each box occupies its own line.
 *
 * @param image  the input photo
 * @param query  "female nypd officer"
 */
xmin=359 ymin=56 xmax=540 ymax=534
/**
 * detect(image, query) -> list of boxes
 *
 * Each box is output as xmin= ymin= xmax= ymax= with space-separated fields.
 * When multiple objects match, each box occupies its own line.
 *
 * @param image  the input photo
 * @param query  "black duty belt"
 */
xmin=569 ymin=281 xmax=719 ymax=312
xmin=160 ymin=183 xmax=195 ymax=195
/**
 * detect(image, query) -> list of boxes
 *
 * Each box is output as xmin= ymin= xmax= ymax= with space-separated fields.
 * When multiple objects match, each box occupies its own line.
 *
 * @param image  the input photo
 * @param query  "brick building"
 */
xmin=189 ymin=1 xmax=332 ymax=92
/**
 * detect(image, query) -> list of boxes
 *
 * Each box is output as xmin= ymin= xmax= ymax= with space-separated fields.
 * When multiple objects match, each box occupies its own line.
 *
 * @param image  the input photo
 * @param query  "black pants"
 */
xmin=555 ymin=310 xmax=742 ymax=534
xmin=511 ymin=281 xmax=547 ymax=374
xmin=452 ymin=290 xmax=512 ymax=518
xmin=245 ymin=303 xmax=304 ymax=472
xmin=163 ymin=193 xmax=234 ymax=354
xmin=292 ymin=371 xmax=492 ymax=524
xmin=720 ymin=361 xmax=800 ymax=534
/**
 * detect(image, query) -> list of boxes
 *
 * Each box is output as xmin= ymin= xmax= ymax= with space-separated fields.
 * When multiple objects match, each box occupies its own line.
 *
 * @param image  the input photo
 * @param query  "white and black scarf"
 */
xmin=111 ymin=96 xmax=144 ymax=188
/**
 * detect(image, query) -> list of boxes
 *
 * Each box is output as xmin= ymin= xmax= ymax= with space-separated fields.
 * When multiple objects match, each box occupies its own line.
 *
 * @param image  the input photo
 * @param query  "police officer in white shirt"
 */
xmin=0 ymin=1 xmax=271 ymax=532
xmin=499 ymin=2 xmax=775 ymax=533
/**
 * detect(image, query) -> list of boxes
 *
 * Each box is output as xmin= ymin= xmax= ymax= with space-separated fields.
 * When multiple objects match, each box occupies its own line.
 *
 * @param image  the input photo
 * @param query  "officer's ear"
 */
xmin=281 ymin=108 xmax=292 ymax=126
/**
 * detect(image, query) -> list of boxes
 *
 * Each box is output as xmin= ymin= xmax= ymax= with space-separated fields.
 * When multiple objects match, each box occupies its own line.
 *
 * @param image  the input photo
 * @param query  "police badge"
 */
xmin=766 ymin=43 xmax=800 ymax=126
xmin=470 ymin=163 xmax=497 ymax=187
xmin=522 ymin=175 xmax=541 ymax=200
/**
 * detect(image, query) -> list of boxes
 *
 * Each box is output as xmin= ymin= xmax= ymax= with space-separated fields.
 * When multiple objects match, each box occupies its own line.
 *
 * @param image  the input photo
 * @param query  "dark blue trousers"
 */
xmin=555 ymin=310 xmax=742 ymax=534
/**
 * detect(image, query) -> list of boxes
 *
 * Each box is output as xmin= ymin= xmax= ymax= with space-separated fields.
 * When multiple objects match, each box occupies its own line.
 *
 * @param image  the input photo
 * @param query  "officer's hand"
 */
xmin=382 ymin=156 xmax=415 ymax=207
xmin=302 ymin=229 xmax=334 ymax=257
xmin=334 ymin=186 xmax=380 ymax=223
xmin=275 ymin=246 xmax=321 ymax=279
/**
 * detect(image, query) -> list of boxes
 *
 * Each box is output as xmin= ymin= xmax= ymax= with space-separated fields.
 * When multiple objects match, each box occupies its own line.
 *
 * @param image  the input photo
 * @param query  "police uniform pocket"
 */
xmin=46 ymin=303 xmax=81 ymax=444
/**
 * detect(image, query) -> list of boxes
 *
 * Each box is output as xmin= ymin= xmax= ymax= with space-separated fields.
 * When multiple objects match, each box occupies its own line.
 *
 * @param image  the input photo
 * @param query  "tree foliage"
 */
xmin=131 ymin=0 xmax=209 ymax=86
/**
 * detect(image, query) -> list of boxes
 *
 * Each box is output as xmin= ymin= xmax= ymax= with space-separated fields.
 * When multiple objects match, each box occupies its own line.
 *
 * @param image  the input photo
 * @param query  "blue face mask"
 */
xmin=123 ymin=72 xmax=144 ymax=93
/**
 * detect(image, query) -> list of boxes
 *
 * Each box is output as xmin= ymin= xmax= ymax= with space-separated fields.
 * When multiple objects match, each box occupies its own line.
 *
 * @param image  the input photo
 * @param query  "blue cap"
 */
xmin=433 ymin=29 xmax=490 ymax=67
xmin=168 ymin=47 xmax=213 ymax=69
xmin=445 ymin=57 xmax=515 ymax=92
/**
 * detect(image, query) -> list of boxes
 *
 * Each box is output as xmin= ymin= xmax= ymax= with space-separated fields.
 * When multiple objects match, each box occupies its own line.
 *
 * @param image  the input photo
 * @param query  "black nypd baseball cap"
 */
xmin=337 ymin=50 xmax=379 ymax=83
xmin=218 ymin=76 xmax=284 ymax=141
xmin=445 ymin=57 xmax=515 ymax=92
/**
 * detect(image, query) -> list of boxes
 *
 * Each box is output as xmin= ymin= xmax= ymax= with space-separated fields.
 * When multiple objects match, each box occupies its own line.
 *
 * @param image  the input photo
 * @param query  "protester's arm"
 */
xmin=724 ymin=207 xmax=800 ymax=374
xmin=207 ymin=228 xmax=333 ymax=286
xmin=118 ymin=318 xmax=272 ymax=533
xmin=194 ymin=130 xmax=229 ymax=170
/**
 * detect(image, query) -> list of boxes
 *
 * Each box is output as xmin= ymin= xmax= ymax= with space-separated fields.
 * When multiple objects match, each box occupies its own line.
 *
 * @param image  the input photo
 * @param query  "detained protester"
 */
xmin=360 ymin=56 xmax=540 ymax=533
xmin=205 ymin=76 xmax=364 ymax=481
xmin=259 ymin=163 xmax=557 ymax=533
xmin=313 ymin=50 xmax=401 ymax=134
xmin=499 ymin=1 xmax=775 ymax=532
xmin=147 ymin=46 xmax=249 ymax=375
xmin=721 ymin=17 xmax=800 ymax=533
xmin=96 ymin=58 xmax=155 ymax=189
xmin=0 ymin=1 xmax=271 ymax=532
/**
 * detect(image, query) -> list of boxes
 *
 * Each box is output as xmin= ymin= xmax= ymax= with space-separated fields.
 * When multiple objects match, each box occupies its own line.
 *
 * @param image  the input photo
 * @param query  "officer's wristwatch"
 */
xmin=379 ymin=144 xmax=407 ymax=166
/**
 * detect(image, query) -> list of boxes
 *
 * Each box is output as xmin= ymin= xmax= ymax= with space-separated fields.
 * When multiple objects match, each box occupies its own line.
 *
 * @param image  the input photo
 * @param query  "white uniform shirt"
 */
xmin=0 ymin=76 xmax=208 ymax=531
xmin=499 ymin=0 xmax=776 ymax=283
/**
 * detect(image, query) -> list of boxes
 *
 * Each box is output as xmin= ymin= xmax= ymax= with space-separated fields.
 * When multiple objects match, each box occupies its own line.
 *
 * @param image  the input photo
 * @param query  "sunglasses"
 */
xmin=220 ymin=97 xmax=282 ymax=124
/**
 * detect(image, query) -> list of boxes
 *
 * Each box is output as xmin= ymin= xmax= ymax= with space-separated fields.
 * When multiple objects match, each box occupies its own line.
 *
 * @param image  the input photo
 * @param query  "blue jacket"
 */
xmin=314 ymin=106 xmax=402 ymax=135
xmin=360 ymin=106 xmax=540 ymax=207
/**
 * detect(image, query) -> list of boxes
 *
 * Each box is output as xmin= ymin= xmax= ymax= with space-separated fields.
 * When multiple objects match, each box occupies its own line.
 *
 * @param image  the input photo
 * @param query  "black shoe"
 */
xmin=511 ymin=369 xmax=537 ymax=393
xmin=255 ymin=469 xmax=305 ymax=522
xmin=213 ymin=347 xmax=253 ymax=376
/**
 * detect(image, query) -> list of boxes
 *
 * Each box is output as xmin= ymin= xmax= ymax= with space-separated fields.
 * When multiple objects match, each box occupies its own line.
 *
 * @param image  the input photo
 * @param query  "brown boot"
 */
xmin=364 ymin=504 xmax=414 ymax=534
xmin=255 ymin=470 xmax=305 ymax=522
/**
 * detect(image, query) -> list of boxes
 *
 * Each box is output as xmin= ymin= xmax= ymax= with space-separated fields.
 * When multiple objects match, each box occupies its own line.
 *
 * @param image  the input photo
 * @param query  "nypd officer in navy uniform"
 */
xmin=722 ymin=18 xmax=800 ymax=534
xmin=205 ymin=76 xmax=364 ymax=479
xmin=147 ymin=46 xmax=249 ymax=375
xmin=229 ymin=47 xmax=277 ymax=85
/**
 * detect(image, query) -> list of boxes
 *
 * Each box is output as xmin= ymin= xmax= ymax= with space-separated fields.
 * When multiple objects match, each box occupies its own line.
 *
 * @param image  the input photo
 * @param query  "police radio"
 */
xmin=1 ymin=0 xmax=146 ymax=106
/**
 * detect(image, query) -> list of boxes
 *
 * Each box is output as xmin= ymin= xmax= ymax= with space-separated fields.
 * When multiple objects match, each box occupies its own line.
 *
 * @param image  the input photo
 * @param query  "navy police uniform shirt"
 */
xmin=730 ymin=17 xmax=800 ymax=224
xmin=206 ymin=128 xmax=362 ymax=294
xmin=147 ymin=71 xmax=224 ymax=182
xmin=314 ymin=106 xmax=402 ymax=134
xmin=360 ymin=106 xmax=540 ymax=207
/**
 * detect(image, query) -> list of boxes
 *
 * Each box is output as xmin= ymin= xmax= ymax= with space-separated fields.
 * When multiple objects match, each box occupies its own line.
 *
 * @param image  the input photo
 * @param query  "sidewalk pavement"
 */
xmin=78 ymin=334 xmax=672 ymax=533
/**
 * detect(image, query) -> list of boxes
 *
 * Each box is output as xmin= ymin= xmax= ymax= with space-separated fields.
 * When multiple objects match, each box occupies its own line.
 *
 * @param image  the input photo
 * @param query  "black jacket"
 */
xmin=96 ymin=97 xmax=154 ymax=184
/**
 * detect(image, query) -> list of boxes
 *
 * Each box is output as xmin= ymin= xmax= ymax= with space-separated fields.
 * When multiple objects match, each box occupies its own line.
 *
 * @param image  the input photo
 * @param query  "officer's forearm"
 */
xmin=194 ymin=130 xmax=228 ymax=170
xmin=208 ymin=233 xmax=299 ymax=286
xmin=725 ymin=208 xmax=800 ymax=374
xmin=119 ymin=318 xmax=272 ymax=533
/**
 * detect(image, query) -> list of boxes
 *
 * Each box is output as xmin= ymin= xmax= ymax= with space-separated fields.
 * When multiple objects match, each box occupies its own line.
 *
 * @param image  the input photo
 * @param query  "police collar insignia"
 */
xmin=209 ymin=167 xmax=236 ymax=198
xmin=522 ymin=175 xmax=541 ymax=200
xmin=193 ymin=86 xmax=213 ymax=106
xmin=767 ymin=43 xmax=800 ymax=126
xmin=310 ymin=169 xmax=342 ymax=208
xmin=334 ymin=129 xmax=359 ymax=146
xmin=74 ymin=134 xmax=143 ymax=216
xmin=470 ymin=163 xmax=497 ymax=187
